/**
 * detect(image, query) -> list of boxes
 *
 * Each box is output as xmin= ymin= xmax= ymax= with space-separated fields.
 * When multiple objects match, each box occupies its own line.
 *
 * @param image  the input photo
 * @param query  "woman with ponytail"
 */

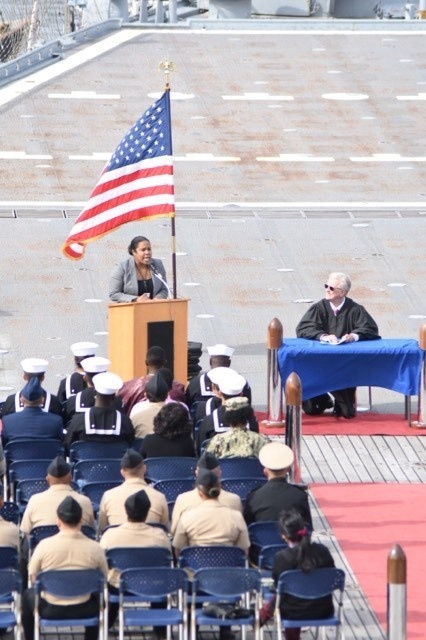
xmin=261 ymin=509 xmax=335 ymax=639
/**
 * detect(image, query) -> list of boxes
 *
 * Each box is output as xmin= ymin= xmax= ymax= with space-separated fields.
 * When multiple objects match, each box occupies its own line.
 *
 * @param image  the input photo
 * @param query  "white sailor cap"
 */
xmin=81 ymin=356 xmax=110 ymax=374
xmin=20 ymin=358 xmax=49 ymax=374
xmin=207 ymin=343 xmax=234 ymax=358
xmin=93 ymin=372 xmax=123 ymax=395
xmin=208 ymin=367 xmax=246 ymax=396
xmin=259 ymin=442 xmax=294 ymax=471
xmin=71 ymin=342 xmax=99 ymax=357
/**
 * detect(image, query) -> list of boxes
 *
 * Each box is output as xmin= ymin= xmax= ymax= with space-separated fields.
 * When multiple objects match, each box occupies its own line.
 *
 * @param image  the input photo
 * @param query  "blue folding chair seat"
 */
xmin=178 ymin=545 xmax=247 ymax=571
xmin=69 ymin=440 xmax=129 ymax=463
xmin=72 ymin=459 xmax=122 ymax=489
xmin=191 ymin=567 xmax=262 ymax=640
xmin=221 ymin=477 xmax=267 ymax=506
xmin=0 ymin=501 xmax=20 ymax=525
xmin=275 ymin=567 xmax=345 ymax=640
xmin=152 ymin=478 xmax=195 ymax=519
xmin=219 ymin=457 xmax=264 ymax=479
xmin=15 ymin=479 xmax=48 ymax=514
xmin=118 ymin=567 xmax=188 ymax=640
xmin=34 ymin=568 xmax=106 ymax=640
xmin=30 ymin=524 xmax=97 ymax=556
xmin=0 ymin=547 xmax=19 ymax=570
xmin=4 ymin=439 xmax=64 ymax=465
xmin=144 ymin=457 xmax=197 ymax=483
xmin=0 ymin=568 xmax=22 ymax=639
xmin=81 ymin=481 xmax=121 ymax=515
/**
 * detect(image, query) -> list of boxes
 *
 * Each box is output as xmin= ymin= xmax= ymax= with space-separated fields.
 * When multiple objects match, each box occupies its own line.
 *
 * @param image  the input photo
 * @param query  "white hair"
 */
xmin=328 ymin=272 xmax=351 ymax=293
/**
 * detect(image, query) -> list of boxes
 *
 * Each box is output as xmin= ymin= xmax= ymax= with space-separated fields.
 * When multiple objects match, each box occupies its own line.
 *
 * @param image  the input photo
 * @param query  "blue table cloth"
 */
xmin=277 ymin=338 xmax=424 ymax=400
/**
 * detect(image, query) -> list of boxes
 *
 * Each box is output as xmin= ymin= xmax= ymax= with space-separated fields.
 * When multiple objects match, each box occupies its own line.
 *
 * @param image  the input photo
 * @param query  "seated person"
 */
xmin=296 ymin=272 xmax=380 ymax=418
xmin=205 ymin=397 xmax=269 ymax=458
xmin=65 ymin=372 xmax=134 ymax=452
xmin=261 ymin=510 xmax=335 ymax=640
xmin=100 ymin=489 xmax=171 ymax=632
xmin=1 ymin=377 xmax=64 ymax=446
xmin=196 ymin=367 xmax=258 ymax=454
xmin=140 ymin=403 xmax=196 ymax=459
xmin=119 ymin=346 xmax=186 ymax=415
xmin=56 ymin=341 xmax=99 ymax=404
xmin=130 ymin=372 xmax=169 ymax=439
xmin=22 ymin=496 xmax=108 ymax=640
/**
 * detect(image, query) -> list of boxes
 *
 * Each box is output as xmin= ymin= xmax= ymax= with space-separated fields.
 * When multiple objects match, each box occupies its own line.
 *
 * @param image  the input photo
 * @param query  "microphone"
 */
xmin=150 ymin=262 xmax=172 ymax=299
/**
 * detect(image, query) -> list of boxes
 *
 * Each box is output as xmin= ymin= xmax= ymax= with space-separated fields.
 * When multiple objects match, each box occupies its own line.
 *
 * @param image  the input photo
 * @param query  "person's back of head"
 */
xmin=57 ymin=496 xmax=82 ymax=529
xmin=157 ymin=367 xmax=173 ymax=391
xmin=120 ymin=449 xmax=145 ymax=479
xmin=145 ymin=372 xmax=169 ymax=402
xmin=195 ymin=470 xmax=221 ymax=500
xmin=125 ymin=489 xmax=151 ymax=522
xmin=153 ymin=402 xmax=191 ymax=440
xmin=47 ymin=456 xmax=72 ymax=486
xmin=223 ymin=396 xmax=253 ymax=428
xmin=146 ymin=346 xmax=167 ymax=371
xmin=278 ymin=509 xmax=315 ymax=572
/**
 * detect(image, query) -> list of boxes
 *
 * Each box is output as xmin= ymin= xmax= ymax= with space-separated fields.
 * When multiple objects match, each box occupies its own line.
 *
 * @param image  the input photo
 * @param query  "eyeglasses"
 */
xmin=324 ymin=284 xmax=343 ymax=292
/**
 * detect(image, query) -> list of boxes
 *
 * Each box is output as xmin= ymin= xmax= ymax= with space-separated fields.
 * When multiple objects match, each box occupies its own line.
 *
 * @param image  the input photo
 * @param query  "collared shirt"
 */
xmin=100 ymin=521 xmax=171 ymax=587
xmin=130 ymin=401 xmax=166 ymax=438
xmin=172 ymin=499 xmax=250 ymax=553
xmin=171 ymin=487 xmax=242 ymax=537
xmin=20 ymin=484 xmax=95 ymax=535
xmin=97 ymin=477 xmax=169 ymax=532
xmin=28 ymin=530 xmax=108 ymax=605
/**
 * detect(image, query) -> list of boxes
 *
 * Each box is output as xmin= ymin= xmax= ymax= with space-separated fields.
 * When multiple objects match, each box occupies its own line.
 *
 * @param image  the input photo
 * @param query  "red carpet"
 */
xmin=311 ymin=483 xmax=426 ymax=639
xmin=256 ymin=411 xmax=426 ymax=436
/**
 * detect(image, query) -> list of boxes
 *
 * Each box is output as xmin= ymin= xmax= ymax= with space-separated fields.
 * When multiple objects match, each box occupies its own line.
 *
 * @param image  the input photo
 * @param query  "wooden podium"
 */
xmin=108 ymin=298 xmax=189 ymax=384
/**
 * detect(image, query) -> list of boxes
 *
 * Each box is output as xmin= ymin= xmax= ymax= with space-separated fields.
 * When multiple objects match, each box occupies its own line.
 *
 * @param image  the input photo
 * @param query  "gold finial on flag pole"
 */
xmin=159 ymin=60 xmax=176 ymax=89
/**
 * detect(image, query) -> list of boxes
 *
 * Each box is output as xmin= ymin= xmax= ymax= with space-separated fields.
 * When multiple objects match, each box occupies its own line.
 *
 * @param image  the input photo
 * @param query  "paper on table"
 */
xmin=320 ymin=337 xmax=348 ymax=345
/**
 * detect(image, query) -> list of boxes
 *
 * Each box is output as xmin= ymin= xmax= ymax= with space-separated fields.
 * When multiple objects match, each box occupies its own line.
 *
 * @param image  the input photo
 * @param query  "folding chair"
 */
xmin=275 ymin=567 xmax=346 ymax=640
xmin=178 ymin=545 xmax=247 ymax=571
xmin=221 ymin=477 xmax=267 ymax=506
xmin=219 ymin=457 xmax=264 ymax=479
xmin=7 ymin=460 xmax=52 ymax=500
xmin=0 ymin=547 xmax=19 ymax=570
xmin=191 ymin=567 xmax=262 ymax=640
xmin=118 ymin=567 xmax=188 ymax=640
xmin=34 ymin=568 xmax=106 ymax=640
xmin=248 ymin=520 xmax=284 ymax=566
xmin=4 ymin=440 xmax=63 ymax=465
xmin=0 ymin=568 xmax=22 ymax=640
xmin=69 ymin=440 xmax=129 ymax=463
xmin=29 ymin=524 xmax=97 ymax=556
xmin=152 ymin=478 xmax=195 ymax=519
xmin=0 ymin=501 xmax=20 ymax=525
xmin=144 ymin=457 xmax=197 ymax=483
xmin=15 ymin=479 xmax=48 ymax=514
xmin=106 ymin=546 xmax=173 ymax=606
xmin=81 ymin=481 xmax=121 ymax=515
xmin=72 ymin=459 xmax=122 ymax=489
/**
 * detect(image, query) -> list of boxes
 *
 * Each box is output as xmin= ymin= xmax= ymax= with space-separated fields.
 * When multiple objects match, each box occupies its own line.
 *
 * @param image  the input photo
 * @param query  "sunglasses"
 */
xmin=324 ymin=284 xmax=343 ymax=292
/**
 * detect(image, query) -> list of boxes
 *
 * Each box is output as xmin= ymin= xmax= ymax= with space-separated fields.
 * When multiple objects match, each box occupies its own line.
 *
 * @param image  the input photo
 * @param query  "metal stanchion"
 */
xmin=284 ymin=372 xmax=303 ymax=485
xmin=411 ymin=322 xmax=426 ymax=427
xmin=261 ymin=318 xmax=285 ymax=431
xmin=387 ymin=544 xmax=407 ymax=640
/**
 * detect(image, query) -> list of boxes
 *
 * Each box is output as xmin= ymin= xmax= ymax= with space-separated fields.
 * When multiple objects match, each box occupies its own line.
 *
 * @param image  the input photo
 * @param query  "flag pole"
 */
xmin=159 ymin=60 xmax=177 ymax=299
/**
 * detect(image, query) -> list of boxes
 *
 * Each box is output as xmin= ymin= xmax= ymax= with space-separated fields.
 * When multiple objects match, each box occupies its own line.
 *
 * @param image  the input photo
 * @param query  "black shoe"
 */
xmin=333 ymin=403 xmax=355 ymax=419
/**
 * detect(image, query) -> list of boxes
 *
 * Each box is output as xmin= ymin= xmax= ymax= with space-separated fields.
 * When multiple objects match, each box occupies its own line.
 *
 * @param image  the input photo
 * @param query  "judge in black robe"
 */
xmin=296 ymin=273 xmax=380 ymax=418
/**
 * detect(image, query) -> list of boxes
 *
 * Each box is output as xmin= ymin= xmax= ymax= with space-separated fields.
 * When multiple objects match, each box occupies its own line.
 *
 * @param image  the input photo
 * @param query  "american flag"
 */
xmin=62 ymin=90 xmax=175 ymax=260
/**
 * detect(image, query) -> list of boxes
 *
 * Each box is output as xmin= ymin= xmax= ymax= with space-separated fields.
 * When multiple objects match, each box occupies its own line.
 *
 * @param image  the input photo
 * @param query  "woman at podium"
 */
xmin=109 ymin=236 xmax=169 ymax=302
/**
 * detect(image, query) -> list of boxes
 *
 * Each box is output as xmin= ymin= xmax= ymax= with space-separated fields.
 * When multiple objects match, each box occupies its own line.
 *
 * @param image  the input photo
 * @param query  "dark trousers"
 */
xmin=22 ymin=589 xmax=99 ymax=640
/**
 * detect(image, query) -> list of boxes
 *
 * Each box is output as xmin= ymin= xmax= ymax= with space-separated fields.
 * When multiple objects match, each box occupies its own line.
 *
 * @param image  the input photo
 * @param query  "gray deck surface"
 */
xmin=0 ymin=15 xmax=425 ymax=640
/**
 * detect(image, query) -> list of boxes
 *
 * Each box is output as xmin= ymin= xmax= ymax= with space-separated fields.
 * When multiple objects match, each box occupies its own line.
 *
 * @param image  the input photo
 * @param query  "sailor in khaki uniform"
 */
xmin=172 ymin=469 xmax=250 ymax=556
xmin=0 ymin=484 xmax=20 ymax=548
xmin=98 ymin=450 xmax=169 ymax=532
xmin=20 ymin=456 xmax=95 ymax=536
xmin=22 ymin=496 xmax=108 ymax=640
xmin=171 ymin=452 xmax=242 ymax=536
xmin=129 ymin=372 xmax=169 ymax=439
